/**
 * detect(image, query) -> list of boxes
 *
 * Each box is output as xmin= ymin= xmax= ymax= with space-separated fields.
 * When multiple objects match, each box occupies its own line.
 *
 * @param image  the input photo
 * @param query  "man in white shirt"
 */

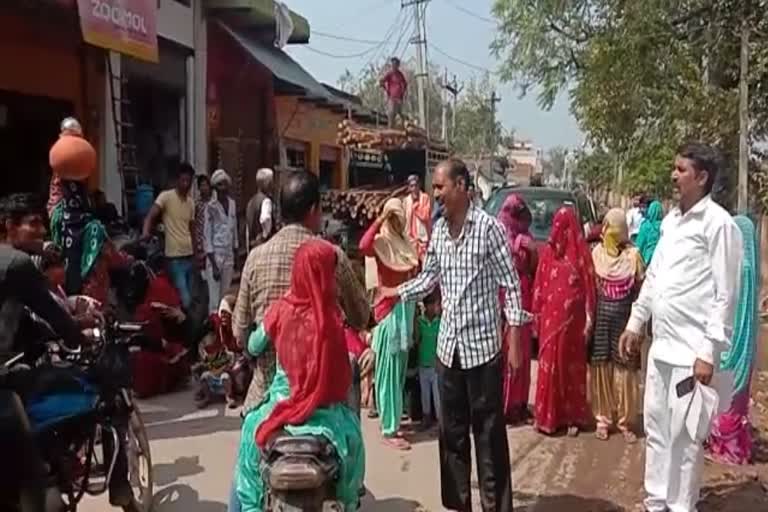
xmin=204 ymin=169 xmax=238 ymax=313
xmin=620 ymin=143 xmax=742 ymax=512
xmin=626 ymin=195 xmax=644 ymax=242
xmin=245 ymin=168 xmax=275 ymax=249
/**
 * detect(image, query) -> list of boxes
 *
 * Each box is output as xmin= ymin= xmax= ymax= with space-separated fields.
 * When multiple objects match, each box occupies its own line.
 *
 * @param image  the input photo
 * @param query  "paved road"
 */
xmin=79 ymin=381 xmax=767 ymax=512
xmin=79 ymin=387 xmax=646 ymax=512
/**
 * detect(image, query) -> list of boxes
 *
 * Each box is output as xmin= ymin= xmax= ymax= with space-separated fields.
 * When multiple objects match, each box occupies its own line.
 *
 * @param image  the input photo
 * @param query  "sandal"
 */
xmin=595 ymin=425 xmax=609 ymax=441
xmin=382 ymin=435 xmax=411 ymax=451
xmin=567 ymin=426 xmax=580 ymax=437
xmin=621 ymin=429 xmax=638 ymax=444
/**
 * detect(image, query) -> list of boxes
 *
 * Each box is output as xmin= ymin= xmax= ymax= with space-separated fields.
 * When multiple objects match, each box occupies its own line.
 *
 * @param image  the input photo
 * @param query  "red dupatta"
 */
xmin=255 ymin=240 xmax=351 ymax=447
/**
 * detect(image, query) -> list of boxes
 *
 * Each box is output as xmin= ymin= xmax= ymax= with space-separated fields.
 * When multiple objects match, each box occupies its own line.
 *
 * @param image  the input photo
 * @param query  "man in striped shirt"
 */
xmin=383 ymin=158 xmax=530 ymax=512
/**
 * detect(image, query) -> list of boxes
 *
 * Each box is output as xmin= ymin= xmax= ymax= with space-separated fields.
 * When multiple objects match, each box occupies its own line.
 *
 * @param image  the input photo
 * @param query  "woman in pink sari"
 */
xmin=497 ymin=194 xmax=537 ymax=424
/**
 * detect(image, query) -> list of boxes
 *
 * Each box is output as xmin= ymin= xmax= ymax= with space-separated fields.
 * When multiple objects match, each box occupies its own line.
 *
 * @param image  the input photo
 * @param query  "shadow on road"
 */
xmin=153 ymin=484 xmax=227 ymax=512
xmin=514 ymin=492 xmax=624 ymax=511
xmin=360 ymin=491 xmax=425 ymax=511
xmin=138 ymin=390 xmax=243 ymax=441
xmin=153 ymin=456 xmax=206 ymax=486
xmin=700 ymin=479 xmax=768 ymax=511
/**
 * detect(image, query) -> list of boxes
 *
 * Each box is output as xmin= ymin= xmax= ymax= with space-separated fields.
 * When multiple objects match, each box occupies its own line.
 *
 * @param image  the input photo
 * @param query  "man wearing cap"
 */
xmin=203 ymin=169 xmax=238 ymax=313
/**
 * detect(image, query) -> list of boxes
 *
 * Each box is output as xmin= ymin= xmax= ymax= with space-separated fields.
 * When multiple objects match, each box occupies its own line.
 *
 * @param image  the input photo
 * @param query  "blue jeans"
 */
xmin=166 ymin=256 xmax=194 ymax=310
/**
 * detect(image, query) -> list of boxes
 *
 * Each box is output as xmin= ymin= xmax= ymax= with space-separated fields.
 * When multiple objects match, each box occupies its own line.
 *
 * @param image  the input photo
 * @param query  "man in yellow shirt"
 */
xmin=142 ymin=163 xmax=197 ymax=309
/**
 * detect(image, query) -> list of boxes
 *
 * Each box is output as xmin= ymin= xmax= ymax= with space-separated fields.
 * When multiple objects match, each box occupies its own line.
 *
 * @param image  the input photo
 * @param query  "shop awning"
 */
xmin=206 ymin=0 xmax=310 ymax=44
xmin=218 ymin=22 xmax=334 ymax=102
xmin=219 ymin=22 xmax=386 ymax=124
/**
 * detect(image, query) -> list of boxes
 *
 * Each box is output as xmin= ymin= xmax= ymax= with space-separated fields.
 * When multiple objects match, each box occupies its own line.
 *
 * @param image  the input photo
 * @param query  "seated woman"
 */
xmin=235 ymin=240 xmax=364 ymax=512
xmin=130 ymin=270 xmax=191 ymax=398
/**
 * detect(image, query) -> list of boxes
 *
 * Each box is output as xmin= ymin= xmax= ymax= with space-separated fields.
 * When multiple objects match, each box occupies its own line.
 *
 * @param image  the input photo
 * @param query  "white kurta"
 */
xmin=625 ymin=195 xmax=742 ymax=512
xmin=203 ymin=196 xmax=239 ymax=313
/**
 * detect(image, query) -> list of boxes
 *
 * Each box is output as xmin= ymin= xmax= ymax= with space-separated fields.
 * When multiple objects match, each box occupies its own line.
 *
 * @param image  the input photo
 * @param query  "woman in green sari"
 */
xmin=359 ymin=198 xmax=419 ymax=450
xmin=234 ymin=240 xmax=364 ymax=511
xmin=635 ymin=200 xmax=663 ymax=265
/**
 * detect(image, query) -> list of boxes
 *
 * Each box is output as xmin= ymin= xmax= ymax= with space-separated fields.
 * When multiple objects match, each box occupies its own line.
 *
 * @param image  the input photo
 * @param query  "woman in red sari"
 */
xmin=497 ymin=193 xmax=537 ymax=424
xmin=131 ymin=272 xmax=190 ymax=398
xmin=532 ymin=207 xmax=596 ymax=436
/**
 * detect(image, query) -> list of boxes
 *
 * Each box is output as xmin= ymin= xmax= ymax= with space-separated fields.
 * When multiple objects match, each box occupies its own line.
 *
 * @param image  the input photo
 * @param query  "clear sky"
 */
xmin=283 ymin=0 xmax=583 ymax=150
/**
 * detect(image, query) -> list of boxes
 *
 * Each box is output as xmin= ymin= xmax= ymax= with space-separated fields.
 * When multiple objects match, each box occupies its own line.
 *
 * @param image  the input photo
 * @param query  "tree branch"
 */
xmin=548 ymin=19 xmax=590 ymax=44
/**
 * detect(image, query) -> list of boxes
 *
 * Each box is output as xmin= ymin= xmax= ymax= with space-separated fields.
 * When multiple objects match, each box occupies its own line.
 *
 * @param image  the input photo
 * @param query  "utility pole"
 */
xmin=402 ymin=0 xmax=429 ymax=136
xmin=441 ymin=72 xmax=462 ymax=144
xmin=737 ymin=10 xmax=749 ymax=212
xmin=489 ymin=90 xmax=501 ymax=157
xmin=441 ymin=68 xmax=448 ymax=141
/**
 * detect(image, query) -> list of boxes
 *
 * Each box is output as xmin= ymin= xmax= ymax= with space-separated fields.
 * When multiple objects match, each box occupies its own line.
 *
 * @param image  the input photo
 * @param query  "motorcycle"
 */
xmin=0 ymin=319 xmax=153 ymax=511
xmin=259 ymin=355 xmax=362 ymax=512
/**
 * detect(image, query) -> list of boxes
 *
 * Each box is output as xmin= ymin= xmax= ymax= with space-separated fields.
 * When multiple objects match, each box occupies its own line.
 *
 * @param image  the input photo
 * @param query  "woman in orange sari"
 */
xmin=532 ymin=207 xmax=596 ymax=436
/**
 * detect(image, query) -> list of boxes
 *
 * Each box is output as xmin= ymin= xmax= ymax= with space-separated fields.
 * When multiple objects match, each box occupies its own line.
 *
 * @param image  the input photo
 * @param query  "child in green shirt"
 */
xmin=416 ymin=290 xmax=441 ymax=428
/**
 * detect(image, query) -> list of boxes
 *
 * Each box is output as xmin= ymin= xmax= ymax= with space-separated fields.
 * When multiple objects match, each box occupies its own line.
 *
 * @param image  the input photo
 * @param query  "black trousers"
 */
xmin=437 ymin=351 xmax=513 ymax=512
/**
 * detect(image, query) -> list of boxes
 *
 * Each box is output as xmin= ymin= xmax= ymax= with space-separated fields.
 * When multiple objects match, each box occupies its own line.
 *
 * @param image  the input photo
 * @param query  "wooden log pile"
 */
xmin=321 ymin=185 xmax=408 ymax=227
xmin=336 ymin=119 xmax=448 ymax=152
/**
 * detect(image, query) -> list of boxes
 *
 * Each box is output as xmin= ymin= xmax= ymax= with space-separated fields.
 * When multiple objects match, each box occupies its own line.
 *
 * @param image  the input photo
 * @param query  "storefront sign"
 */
xmin=76 ymin=0 xmax=158 ymax=63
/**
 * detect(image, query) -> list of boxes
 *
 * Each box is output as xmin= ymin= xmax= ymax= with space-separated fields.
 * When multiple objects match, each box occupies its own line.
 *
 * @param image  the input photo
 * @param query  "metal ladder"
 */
xmin=106 ymin=55 xmax=141 ymax=219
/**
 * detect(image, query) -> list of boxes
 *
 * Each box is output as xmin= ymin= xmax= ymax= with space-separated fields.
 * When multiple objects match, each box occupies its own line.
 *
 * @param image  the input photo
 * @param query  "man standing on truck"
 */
xmin=380 ymin=57 xmax=407 ymax=128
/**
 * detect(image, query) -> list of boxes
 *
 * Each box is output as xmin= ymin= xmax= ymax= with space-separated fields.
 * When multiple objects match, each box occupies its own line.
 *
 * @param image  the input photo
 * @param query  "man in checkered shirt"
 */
xmin=233 ymin=171 xmax=370 ymax=412
xmin=384 ymin=158 xmax=531 ymax=512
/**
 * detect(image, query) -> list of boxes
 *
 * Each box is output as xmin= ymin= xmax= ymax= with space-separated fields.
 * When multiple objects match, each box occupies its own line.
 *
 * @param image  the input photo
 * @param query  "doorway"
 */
xmin=0 ymin=90 xmax=74 ymax=197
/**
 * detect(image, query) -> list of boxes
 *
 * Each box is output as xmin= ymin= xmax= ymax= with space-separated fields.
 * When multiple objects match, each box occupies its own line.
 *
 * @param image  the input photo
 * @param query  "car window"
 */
xmin=485 ymin=189 xmax=579 ymax=241
xmin=528 ymin=198 xmax=576 ymax=240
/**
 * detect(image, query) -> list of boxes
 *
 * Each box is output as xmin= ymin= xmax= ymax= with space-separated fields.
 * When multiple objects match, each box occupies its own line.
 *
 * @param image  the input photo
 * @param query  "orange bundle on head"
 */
xmin=49 ymin=133 xmax=97 ymax=182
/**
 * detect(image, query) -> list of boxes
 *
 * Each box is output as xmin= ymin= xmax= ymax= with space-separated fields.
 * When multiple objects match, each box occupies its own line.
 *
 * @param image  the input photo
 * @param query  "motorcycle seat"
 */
xmin=265 ymin=432 xmax=334 ymax=458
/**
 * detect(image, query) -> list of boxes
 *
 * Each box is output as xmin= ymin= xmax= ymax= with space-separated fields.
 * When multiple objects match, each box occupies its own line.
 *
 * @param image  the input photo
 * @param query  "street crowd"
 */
xmin=0 ymin=116 xmax=760 ymax=512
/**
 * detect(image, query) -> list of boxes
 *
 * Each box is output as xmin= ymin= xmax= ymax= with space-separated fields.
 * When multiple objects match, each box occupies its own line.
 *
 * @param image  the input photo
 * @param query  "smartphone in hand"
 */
xmin=676 ymin=376 xmax=696 ymax=398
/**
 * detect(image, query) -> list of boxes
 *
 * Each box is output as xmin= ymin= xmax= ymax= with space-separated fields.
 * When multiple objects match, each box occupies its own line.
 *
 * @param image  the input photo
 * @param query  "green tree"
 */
xmin=452 ymin=74 xmax=502 ymax=158
xmin=490 ymin=0 xmax=768 ymax=204
xmin=542 ymin=146 xmax=567 ymax=178
xmin=574 ymin=148 xmax=613 ymax=196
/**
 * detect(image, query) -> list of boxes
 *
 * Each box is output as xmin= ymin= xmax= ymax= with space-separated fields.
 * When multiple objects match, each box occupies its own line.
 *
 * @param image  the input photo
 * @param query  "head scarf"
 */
xmin=549 ymin=207 xmax=588 ymax=263
xmin=498 ymin=193 xmax=532 ymax=251
xmin=720 ymin=216 xmax=758 ymax=393
xmin=50 ymin=180 xmax=107 ymax=295
xmin=497 ymin=193 xmax=534 ymax=274
xmin=211 ymin=169 xmax=231 ymax=187
xmin=372 ymin=198 xmax=419 ymax=272
xmin=255 ymin=240 xmax=351 ymax=447
xmin=544 ymin=207 xmax=597 ymax=317
xmin=637 ymin=200 xmax=663 ymax=265
xmin=592 ymin=208 xmax=639 ymax=280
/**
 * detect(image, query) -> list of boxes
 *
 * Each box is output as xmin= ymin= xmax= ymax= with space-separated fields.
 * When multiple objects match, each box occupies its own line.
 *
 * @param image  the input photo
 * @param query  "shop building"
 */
xmin=101 ymin=0 xmax=208 ymax=219
xmin=0 ymin=1 xmax=105 ymax=196
xmin=205 ymin=1 xmax=313 ymax=207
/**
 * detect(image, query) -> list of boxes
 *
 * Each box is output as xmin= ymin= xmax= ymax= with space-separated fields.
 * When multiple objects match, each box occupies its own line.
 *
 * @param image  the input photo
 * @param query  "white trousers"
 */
xmin=204 ymin=255 xmax=234 ymax=314
xmin=644 ymin=359 xmax=705 ymax=512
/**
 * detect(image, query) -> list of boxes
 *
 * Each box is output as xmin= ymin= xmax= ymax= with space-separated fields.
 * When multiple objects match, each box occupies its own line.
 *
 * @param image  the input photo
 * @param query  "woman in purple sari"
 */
xmin=707 ymin=215 xmax=758 ymax=465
